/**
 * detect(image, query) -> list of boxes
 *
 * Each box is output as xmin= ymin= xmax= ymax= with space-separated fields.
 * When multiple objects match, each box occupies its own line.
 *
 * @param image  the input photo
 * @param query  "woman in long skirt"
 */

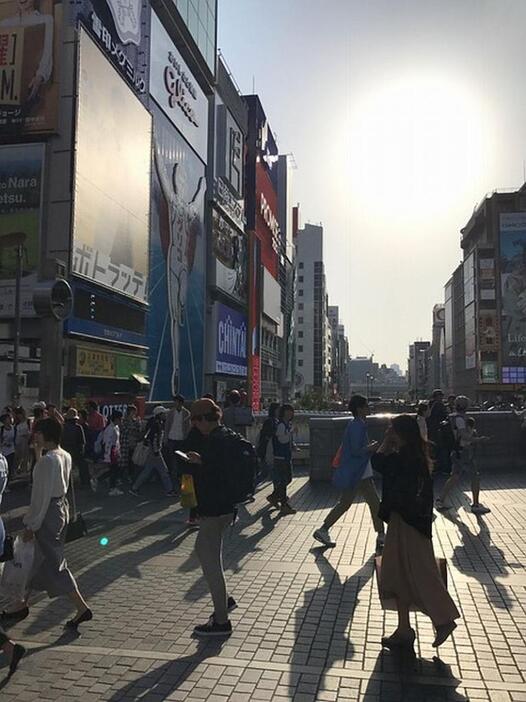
xmin=372 ymin=414 xmax=460 ymax=648
xmin=1 ymin=417 xmax=92 ymax=629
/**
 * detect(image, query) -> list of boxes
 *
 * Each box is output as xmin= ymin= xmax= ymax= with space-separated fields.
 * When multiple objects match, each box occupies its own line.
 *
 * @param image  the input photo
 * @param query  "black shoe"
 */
xmin=193 ymin=616 xmax=232 ymax=637
xmin=1 ymin=607 xmax=29 ymax=624
xmin=8 ymin=644 xmax=25 ymax=676
xmin=65 ymin=608 xmax=93 ymax=629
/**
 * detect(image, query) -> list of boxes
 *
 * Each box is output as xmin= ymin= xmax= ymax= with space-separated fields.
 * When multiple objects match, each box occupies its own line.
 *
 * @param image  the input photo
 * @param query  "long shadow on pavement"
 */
xmin=362 ymin=647 xmax=467 ymax=701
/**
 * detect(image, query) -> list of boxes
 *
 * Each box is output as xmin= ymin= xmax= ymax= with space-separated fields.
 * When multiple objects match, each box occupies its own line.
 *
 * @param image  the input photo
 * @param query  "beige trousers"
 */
xmin=323 ymin=477 xmax=383 ymax=532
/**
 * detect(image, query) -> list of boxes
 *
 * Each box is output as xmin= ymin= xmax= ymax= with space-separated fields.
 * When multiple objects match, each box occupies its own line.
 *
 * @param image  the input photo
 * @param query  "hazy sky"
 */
xmin=218 ymin=0 xmax=526 ymax=369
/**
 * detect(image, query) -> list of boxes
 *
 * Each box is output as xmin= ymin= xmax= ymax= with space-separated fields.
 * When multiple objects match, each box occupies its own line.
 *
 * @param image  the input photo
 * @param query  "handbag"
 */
xmin=132 ymin=442 xmax=150 ymax=467
xmin=0 ymin=536 xmax=34 ymax=600
xmin=374 ymin=555 xmax=448 ymax=611
xmin=180 ymin=474 xmax=197 ymax=508
xmin=331 ymin=444 xmax=343 ymax=469
xmin=66 ymin=478 xmax=88 ymax=543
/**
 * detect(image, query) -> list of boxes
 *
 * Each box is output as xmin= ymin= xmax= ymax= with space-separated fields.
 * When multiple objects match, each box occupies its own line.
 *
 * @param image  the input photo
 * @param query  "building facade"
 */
xmin=407 ymin=341 xmax=431 ymax=401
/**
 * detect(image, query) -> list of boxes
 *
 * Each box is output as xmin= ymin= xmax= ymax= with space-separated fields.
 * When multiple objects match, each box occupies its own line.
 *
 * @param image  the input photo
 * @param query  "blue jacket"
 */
xmin=332 ymin=417 xmax=370 ymax=491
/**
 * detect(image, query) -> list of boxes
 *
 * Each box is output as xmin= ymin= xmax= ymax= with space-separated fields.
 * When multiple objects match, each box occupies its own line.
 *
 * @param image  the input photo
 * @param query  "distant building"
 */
xmin=408 ymin=341 xmax=431 ymax=400
xmin=328 ymin=306 xmax=350 ymax=398
xmin=294 ymin=224 xmax=331 ymax=397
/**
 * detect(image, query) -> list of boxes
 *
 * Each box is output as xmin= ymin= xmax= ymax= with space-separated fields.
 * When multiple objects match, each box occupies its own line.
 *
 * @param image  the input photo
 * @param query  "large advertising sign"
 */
xmin=70 ymin=0 xmax=148 ymax=95
xmin=500 ymin=213 xmax=526 ymax=380
xmin=0 ymin=143 xmax=44 ymax=317
xmin=256 ymin=161 xmax=279 ymax=279
xmin=248 ymin=232 xmax=261 ymax=410
xmin=212 ymin=208 xmax=247 ymax=303
xmin=147 ymin=103 xmax=206 ymax=400
xmin=72 ymin=29 xmax=151 ymax=303
xmin=0 ymin=0 xmax=61 ymax=134
xmin=479 ymin=312 xmax=499 ymax=353
xmin=149 ymin=12 xmax=209 ymax=164
xmin=215 ymin=303 xmax=247 ymax=377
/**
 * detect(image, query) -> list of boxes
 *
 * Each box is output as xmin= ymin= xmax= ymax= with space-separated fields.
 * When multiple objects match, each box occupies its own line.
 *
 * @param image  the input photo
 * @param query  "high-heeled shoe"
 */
xmin=381 ymin=627 xmax=416 ymax=648
xmin=8 ymin=644 xmax=26 ymax=676
xmin=432 ymin=621 xmax=457 ymax=647
xmin=1 ymin=607 xmax=29 ymax=623
xmin=65 ymin=608 xmax=93 ymax=629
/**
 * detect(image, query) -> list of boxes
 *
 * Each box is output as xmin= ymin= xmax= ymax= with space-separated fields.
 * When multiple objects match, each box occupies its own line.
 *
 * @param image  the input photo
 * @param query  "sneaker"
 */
xmin=90 ymin=477 xmax=98 ymax=493
xmin=471 ymin=504 xmax=491 ymax=515
xmin=186 ymin=518 xmax=199 ymax=528
xmin=165 ymin=490 xmax=178 ymax=497
xmin=129 ymin=488 xmax=140 ymax=497
xmin=193 ymin=616 xmax=232 ymax=637
xmin=313 ymin=527 xmax=336 ymax=547
xmin=108 ymin=487 xmax=124 ymax=496
xmin=266 ymin=494 xmax=280 ymax=508
xmin=279 ymin=503 xmax=297 ymax=516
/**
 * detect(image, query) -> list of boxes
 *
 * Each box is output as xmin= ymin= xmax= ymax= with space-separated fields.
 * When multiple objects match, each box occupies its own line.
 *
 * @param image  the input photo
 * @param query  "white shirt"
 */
xmin=101 ymin=423 xmax=120 ymax=463
xmin=168 ymin=410 xmax=184 ymax=441
xmin=23 ymin=448 xmax=70 ymax=531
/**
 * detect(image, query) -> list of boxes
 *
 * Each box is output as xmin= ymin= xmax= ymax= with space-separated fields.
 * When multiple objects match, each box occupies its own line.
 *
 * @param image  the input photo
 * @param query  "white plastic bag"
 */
xmin=132 ymin=442 xmax=149 ymax=467
xmin=0 ymin=536 xmax=34 ymax=601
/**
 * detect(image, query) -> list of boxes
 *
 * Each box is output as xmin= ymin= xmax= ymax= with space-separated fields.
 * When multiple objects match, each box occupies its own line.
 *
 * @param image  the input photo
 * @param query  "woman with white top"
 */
xmin=1 ymin=418 xmax=92 ymax=629
xmin=416 ymin=402 xmax=430 ymax=442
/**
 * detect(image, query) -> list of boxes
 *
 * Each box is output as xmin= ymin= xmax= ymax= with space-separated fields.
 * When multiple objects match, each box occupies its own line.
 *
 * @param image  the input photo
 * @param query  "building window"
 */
xmin=298 ymin=345 xmax=303 ymax=352
xmin=298 ymin=303 xmax=303 ymax=310
xmin=298 ymin=276 xmax=304 ymax=283
xmin=299 ymin=317 xmax=303 ymax=324
xmin=299 ymin=290 xmax=303 ymax=296
xmin=299 ymin=262 xmax=304 ymax=269
xmin=298 ymin=331 xmax=303 ymax=338
xmin=298 ymin=359 xmax=303 ymax=366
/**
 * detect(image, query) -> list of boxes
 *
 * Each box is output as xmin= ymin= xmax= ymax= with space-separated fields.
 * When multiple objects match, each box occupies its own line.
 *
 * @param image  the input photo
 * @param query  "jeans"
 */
xmin=195 ymin=514 xmax=233 ymax=624
xmin=133 ymin=452 xmax=173 ymax=493
xmin=323 ymin=477 xmax=383 ymax=533
xmin=98 ymin=462 xmax=120 ymax=489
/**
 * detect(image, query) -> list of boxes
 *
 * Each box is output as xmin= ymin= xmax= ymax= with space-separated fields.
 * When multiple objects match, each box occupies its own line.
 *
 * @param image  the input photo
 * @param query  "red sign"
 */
xmin=248 ymin=232 xmax=262 ymax=410
xmin=255 ymin=162 xmax=279 ymax=279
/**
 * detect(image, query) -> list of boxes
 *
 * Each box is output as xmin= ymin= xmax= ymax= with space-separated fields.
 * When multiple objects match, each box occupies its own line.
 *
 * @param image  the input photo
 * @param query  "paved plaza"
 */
xmin=0 ymin=468 xmax=525 ymax=701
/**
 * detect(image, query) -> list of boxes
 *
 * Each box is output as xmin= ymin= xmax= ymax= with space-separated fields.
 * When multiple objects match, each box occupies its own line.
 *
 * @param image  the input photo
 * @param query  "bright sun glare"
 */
xmin=349 ymin=71 xmax=495 ymax=220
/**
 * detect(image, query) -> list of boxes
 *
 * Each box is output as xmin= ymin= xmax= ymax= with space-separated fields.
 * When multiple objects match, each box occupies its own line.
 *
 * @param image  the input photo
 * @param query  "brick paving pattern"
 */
xmin=0 ymin=469 xmax=525 ymax=701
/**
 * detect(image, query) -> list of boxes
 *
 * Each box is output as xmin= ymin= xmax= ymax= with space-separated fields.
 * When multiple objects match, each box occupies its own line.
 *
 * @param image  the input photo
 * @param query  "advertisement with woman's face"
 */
xmin=0 ymin=0 xmax=61 ymax=134
xmin=500 ymin=213 xmax=526 ymax=369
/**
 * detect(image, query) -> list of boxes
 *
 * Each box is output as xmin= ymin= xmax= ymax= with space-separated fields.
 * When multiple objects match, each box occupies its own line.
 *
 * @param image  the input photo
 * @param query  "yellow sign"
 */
xmin=76 ymin=347 xmax=115 ymax=378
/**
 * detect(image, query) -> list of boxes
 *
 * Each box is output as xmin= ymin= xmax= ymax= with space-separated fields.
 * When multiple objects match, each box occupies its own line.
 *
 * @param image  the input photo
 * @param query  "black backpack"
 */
xmin=221 ymin=427 xmax=257 ymax=503
xmin=440 ymin=416 xmax=461 ymax=454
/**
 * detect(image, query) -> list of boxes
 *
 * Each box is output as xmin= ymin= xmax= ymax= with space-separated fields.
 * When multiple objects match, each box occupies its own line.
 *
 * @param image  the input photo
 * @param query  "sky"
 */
xmin=218 ymin=0 xmax=526 ymax=369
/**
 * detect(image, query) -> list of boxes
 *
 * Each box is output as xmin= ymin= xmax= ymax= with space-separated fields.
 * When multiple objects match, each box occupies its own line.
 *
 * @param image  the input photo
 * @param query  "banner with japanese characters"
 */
xmin=0 ymin=143 xmax=44 ymax=317
xmin=0 ymin=0 xmax=61 ymax=134
xmin=69 ymin=0 xmax=148 ymax=96
xmin=72 ymin=29 xmax=151 ymax=303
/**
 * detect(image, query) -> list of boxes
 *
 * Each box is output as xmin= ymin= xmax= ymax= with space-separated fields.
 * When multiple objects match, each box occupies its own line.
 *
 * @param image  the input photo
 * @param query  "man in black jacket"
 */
xmin=426 ymin=389 xmax=450 ymax=474
xmin=186 ymin=398 xmax=237 ymax=637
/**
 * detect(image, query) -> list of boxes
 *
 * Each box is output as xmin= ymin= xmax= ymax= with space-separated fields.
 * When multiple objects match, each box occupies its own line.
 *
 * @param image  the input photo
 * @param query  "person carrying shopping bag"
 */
xmin=1 ymin=417 xmax=92 ymax=630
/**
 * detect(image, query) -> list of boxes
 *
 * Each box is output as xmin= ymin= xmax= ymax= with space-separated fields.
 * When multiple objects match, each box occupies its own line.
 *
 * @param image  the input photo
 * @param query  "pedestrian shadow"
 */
xmin=106 ymin=638 xmax=226 ymax=702
xmin=289 ymin=549 xmax=375 ymax=688
xmin=441 ymin=508 xmax=517 ymax=610
xmin=362 ymin=647 xmax=467 ymax=700
xmin=18 ymin=524 xmax=197 ymax=637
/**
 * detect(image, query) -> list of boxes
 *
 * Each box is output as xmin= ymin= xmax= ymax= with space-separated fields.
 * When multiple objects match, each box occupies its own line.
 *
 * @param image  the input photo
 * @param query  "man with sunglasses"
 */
xmin=186 ymin=399 xmax=238 ymax=637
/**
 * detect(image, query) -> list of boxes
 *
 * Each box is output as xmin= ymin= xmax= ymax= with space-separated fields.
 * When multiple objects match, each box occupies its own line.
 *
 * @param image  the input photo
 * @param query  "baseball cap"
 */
xmin=153 ymin=406 xmax=168 ymax=416
xmin=33 ymin=401 xmax=47 ymax=410
xmin=190 ymin=398 xmax=221 ymax=419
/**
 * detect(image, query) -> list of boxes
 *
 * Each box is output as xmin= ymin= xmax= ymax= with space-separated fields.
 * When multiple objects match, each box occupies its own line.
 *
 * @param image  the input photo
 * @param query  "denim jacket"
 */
xmin=332 ymin=417 xmax=370 ymax=491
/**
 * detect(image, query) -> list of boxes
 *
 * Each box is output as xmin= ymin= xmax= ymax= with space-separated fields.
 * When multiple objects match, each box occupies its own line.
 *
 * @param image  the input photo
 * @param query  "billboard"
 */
xmin=212 ymin=208 xmax=247 ymax=303
xmin=149 ymin=11 xmax=209 ymax=164
xmin=72 ymin=29 xmax=151 ymax=303
xmin=0 ymin=143 xmax=44 ymax=317
xmin=500 ymin=213 xmax=526 ymax=379
xmin=147 ymin=103 xmax=206 ymax=400
xmin=0 ymin=0 xmax=61 ymax=134
xmin=248 ymin=231 xmax=261 ymax=410
xmin=70 ymin=0 xmax=148 ymax=95
xmin=215 ymin=303 xmax=247 ymax=377
xmin=479 ymin=312 xmax=499 ymax=353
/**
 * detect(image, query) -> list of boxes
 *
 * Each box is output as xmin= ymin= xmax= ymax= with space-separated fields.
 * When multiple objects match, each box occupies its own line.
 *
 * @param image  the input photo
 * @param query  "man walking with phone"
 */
xmin=313 ymin=394 xmax=384 ymax=550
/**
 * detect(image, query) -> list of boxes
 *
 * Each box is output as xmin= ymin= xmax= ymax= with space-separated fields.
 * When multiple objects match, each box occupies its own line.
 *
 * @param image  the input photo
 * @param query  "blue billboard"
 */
xmin=147 ymin=104 xmax=206 ymax=400
xmin=216 ymin=303 xmax=248 ymax=377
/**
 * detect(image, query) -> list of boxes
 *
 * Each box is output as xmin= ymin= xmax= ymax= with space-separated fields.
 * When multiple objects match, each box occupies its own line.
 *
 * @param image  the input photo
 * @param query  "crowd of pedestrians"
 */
xmin=0 ymin=384 xmax=503 ymax=675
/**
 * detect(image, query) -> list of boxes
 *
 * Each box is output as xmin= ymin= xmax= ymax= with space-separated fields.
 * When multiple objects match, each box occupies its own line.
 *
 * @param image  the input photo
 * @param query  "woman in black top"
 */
xmin=372 ymin=414 xmax=459 ymax=649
